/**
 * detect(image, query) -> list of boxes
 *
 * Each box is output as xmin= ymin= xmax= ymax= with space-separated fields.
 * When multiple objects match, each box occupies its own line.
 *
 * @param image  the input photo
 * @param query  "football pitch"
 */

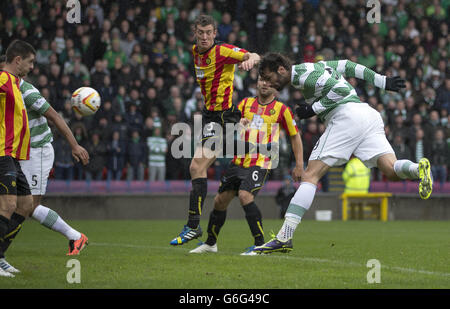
xmin=1 ymin=219 xmax=449 ymax=289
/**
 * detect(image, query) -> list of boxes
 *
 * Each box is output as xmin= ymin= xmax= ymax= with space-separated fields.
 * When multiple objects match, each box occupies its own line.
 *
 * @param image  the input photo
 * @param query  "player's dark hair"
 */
xmin=259 ymin=52 xmax=292 ymax=75
xmin=5 ymin=40 xmax=36 ymax=63
xmin=0 ymin=55 xmax=5 ymax=63
xmin=194 ymin=14 xmax=217 ymax=30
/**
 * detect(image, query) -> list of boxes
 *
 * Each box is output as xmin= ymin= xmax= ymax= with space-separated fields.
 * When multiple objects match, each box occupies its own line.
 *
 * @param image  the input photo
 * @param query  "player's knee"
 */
xmin=15 ymin=195 xmax=33 ymax=217
xmin=301 ymin=169 xmax=320 ymax=185
xmin=189 ymin=159 xmax=206 ymax=177
xmin=189 ymin=160 xmax=200 ymax=175
xmin=378 ymin=161 xmax=398 ymax=180
xmin=213 ymin=194 xmax=228 ymax=211
xmin=377 ymin=154 xmax=399 ymax=181
xmin=0 ymin=195 xmax=18 ymax=214
xmin=238 ymin=190 xmax=253 ymax=206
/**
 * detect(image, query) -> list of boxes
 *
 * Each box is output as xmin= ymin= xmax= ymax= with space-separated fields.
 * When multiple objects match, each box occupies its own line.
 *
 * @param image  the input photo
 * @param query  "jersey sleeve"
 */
xmin=219 ymin=44 xmax=248 ymax=64
xmin=324 ymin=60 xmax=386 ymax=89
xmin=20 ymin=81 xmax=51 ymax=115
xmin=279 ymin=105 xmax=299 ymax=136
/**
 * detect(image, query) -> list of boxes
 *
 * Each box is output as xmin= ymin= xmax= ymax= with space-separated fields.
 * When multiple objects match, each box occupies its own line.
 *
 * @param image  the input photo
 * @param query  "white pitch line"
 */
xmin=90 ymin=242 xmax=450 ymax=278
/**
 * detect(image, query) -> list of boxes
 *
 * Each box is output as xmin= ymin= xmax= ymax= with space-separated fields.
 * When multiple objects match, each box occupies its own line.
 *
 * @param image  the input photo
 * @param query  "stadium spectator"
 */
xmin=218 ymin=12 xmax=233 ymax=42
xmin=53 ymin=135 xmax=74 ymax=181
xmin=107 ymin=131 xmax=127 ymax=181
xmin=410 ymin=128 xmax=431 ymax=164
xmin=430 ymin=129 xmax=449 ymax=185
xmin=126 ymin=101 xmax=144 ymax=133
xmin=84 ymin=132 xmax=108 ymax=181
xmin=392 ymin=135 xmax=412 ymax=162
xmin=90 ymin=59 xmax=108 ymax=90
xmin=270 ymin=24 xmax=288 ymax=53
xmin=342 ymin=158 xmax=371 ymax=193
xmin=72 ymin=124 xmax=89 ymax=180
xmin=126 ymin=130 xmax=147 ymax=181
xmin=147 ymin=125 xmax=168 ymax=182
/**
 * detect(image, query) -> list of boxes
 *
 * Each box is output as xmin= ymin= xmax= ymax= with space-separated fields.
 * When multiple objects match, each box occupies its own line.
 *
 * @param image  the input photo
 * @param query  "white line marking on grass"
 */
xmin=90 ymin=242 xmax=450 ymax=278
xmin=91 ymin=242 xmax=149 ymax=249
xmin=264 ymin=255 xmax=450 ymax=278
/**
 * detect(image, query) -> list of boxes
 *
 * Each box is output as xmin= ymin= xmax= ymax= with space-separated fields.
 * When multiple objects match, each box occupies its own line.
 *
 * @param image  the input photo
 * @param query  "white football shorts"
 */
xmin=309 ymin=102 xmax=394 ymax=168
xmin=19 ymin=143 xmax=55 ymax=195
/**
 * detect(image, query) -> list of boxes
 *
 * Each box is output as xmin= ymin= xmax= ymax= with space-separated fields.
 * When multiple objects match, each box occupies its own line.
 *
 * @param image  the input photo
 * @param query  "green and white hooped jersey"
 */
xmin=147 ymin=136 xmax=167 ymax=167
xmin=20 ymin=79 xmax=52 ymax=148
xmin=291 ymin=60 xmax=386 ymax=121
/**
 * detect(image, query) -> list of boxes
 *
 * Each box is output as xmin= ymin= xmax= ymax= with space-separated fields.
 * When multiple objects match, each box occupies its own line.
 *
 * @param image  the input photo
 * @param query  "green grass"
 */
xmin=1 ymin=219 xmax=449 ymax=289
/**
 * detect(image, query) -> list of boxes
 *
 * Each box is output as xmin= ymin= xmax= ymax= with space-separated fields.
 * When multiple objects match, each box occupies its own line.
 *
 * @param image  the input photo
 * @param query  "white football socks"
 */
xmin=32 ymin=205 xmax=81 ymax=241
xmin=393 ymin=160 xmax=419 ymax=180
xmin=277 ymin=182 xmax=317 ymax=242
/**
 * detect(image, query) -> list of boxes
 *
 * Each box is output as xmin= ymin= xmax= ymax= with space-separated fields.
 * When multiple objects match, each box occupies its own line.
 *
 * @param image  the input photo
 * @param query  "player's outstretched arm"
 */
xmin=44 ymin=106 xmax=90 ymax=165
xmin=290 ymin=133 xmax=304 ymax=182
xmin=324 ymin=59 xmax=404 ymax=91
xmin=238 ymin=52 xmax=261 ymax=71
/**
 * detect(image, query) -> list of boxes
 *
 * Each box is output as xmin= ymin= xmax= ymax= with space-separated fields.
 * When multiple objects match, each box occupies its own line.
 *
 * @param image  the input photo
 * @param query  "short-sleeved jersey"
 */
xmin=233 ymin=97 xmax=298 ymax=169
xmin=0 ymin=71 xmax=30 ymax=160
xmin=20 ymin=80 xmax=52 ymax=148
xmin=290 ymin=60 xmax=386 ymax=121
xmin=193 ymin=42 xmax=247 ymax=112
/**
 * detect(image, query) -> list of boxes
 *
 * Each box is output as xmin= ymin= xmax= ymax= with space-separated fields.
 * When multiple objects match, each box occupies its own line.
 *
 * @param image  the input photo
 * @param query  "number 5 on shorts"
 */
xmin=31 ymin=174 xmax=38 ymax=187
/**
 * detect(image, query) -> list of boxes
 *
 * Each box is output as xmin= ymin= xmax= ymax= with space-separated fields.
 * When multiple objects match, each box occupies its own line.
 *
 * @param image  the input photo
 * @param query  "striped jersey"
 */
xmin=291 ymin=60 xmax=386 ymax=121
xmin=193 ymin=42 xmax=247 ymax=112
xmin=19 ymin=80 xmax=52 ymax=148
xmin=233 ymin=97 xmax=298 ymax=169
xmin=0 ymin=71 xmax=30 ymax=160
xmin=147 ymin=136 xmax=167 ymax=167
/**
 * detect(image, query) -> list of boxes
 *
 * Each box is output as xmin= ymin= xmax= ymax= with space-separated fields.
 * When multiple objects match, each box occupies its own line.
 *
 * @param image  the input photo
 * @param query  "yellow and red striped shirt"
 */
xmin=193 ymin=43 xmax=247 ymax=112
xmin=233 ymin=97 xmax=299 ymax=169
xmin=0 ymin=71 xmax=30 ymax=160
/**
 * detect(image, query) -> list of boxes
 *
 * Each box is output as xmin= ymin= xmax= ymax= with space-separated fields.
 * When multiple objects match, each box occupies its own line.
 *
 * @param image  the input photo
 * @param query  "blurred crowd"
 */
xmin=0 ymin=0 xmax=448 ymax=183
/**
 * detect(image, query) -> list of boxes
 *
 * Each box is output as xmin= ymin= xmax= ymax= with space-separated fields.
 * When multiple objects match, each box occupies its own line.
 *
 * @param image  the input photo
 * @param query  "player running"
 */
xmin=170 ymin=15 xmax=261 ymax=246
xmin=252 ymin=53 xmax=433 ymax=254
xmin=0 ymin=54 xmax=90 ymax=275
xmin=189 ymin=75 xmax=303 ymax=255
